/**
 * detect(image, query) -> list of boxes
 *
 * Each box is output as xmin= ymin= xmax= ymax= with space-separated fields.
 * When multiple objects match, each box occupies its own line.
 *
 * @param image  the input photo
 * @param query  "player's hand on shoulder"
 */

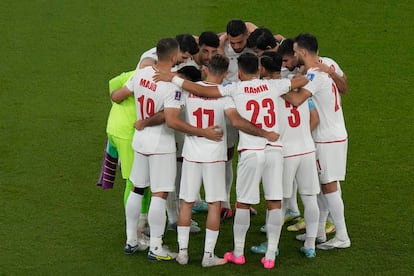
xmin=313 ymin=62 xmax=330 ymax=74
xmin=153 ymin=71 xmax=176 ymax=83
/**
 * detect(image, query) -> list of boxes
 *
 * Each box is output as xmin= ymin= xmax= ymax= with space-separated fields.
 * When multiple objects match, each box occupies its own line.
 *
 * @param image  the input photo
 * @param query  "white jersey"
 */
xmin=126 ymin=66 xmax=182 ymax=154
xmin=278 ymin=98 xmax=316 ymax=157
xmin=218 ymin=78 xmax=291 ymax=151
xmin=136 ymin=47 xmax=157 ymax=69
xmin=174 ymin=57 xmax=203 ymax=71
xmin=223 ymin=41 xmax=254 ymax=82
xmin=182 ymin=81 xmax=235 ymax=162
xmin=281 ymin=66 xmax=299 ymax=79
xmin=319 ymin=56 xmax=344 ymax=77
xmin=304 ymin=67 xmax=347 ymax=142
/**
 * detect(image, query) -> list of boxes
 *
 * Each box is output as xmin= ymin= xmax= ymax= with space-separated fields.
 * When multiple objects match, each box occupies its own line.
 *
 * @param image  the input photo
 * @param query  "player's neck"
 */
xmin=263 ymin=72 xmax=280 ymax=79
xmin=304 ymin=56 xmax=319 ymax=70
xmin=193 ymin=54 xmax=202 ymax=66
xmin=240 ymin=73 xmax=259 ymax=81
xmin=205 ymin=75 xmax=222 ymax=84
xmin=155 ymin=61 xmax=172 ymax=72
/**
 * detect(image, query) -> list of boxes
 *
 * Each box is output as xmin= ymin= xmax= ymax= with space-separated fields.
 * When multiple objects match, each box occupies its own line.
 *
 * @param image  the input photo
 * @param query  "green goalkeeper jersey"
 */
xmin=106 ymin=70 xmax=136 ymax=139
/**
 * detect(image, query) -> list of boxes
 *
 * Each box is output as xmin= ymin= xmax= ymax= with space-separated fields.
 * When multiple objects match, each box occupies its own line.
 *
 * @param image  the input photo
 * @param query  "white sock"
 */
xmin=177 ymin=226 xmax=190 ymax=254
xmin=301 ymin=194 xmax=319 ymax=248
xmin=204 ymin=228 xmax=219 ymax=258
xmin=233 ymin=208 xmax=250 ymax=257
xmin=265 ymin=208 xmax=283 ymax=260
xmin=125 ymin=191 xmax=142 ymax=245
xmin=324 ymin=191 xmax=349 ymax=240
xmin=287 ymin=180 xmax=300 ymax=213
xmin=222 ymin=160 xmax=233 ymax=209
xmin=317 ymin=193 xmax=329 ymax=240
xmin=148 ymin=196 xmax=167 ymax=251
xmin=166 ymin=192 xmax=179 ymax=224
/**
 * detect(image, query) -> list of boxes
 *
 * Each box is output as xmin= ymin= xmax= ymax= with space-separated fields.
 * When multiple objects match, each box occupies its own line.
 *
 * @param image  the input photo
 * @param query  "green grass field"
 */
xmin=1 ymin=0 xmax=413 ymax=275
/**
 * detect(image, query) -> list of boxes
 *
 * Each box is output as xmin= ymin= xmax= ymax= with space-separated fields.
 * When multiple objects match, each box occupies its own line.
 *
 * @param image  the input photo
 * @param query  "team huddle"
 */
xmin=97 ymin=19 xmax=351 ymax=270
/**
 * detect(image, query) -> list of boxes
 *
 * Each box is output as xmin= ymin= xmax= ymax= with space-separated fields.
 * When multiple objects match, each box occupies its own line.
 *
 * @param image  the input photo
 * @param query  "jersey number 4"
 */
xmin=246 ymin=98 xmax=276 ymax=128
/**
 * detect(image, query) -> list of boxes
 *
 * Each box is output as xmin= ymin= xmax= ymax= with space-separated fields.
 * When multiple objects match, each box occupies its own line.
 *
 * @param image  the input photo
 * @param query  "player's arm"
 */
xmin=314 ymin=63 xmax=348 ymax=94
xmin=164 ymin=107 xmax=223 ymax=141
xmin=290 ymin=75 xmax=309 ymax=90
xmin=139 ymin=57 xmax=156 ymax=69
xmin=111 ymin=86 xmax=133 ymax=103
xmin=331 ymin=71 xmax=348 ymax=94
xmin=134 ymin=110 xmax=165 ymax=130
xmin=217 ymin=33 xmax=227 ymax=55
xmin=282 ymin=87 xmax=312 ymax=107
xmin=308 ymin=99 xmax=319 ymax=132
xmin=225 ymin=108 xmax=279 ymax=142
xmin=153 ymin=72 xmax=222 ymax=98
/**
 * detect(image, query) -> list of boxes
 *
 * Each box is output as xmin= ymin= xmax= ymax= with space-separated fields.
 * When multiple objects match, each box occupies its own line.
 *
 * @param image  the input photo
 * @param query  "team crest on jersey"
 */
xmin=175 ymin=90 xmax=182 ymax=100
xmin=306 ymin=73 xmax=315 ymax=81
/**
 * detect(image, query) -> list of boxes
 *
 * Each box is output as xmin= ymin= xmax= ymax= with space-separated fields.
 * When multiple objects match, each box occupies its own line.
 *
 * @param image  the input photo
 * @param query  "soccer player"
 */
xmin=175 ymin=54 xmax=279 ymax=267
xmin=218 ymin=19 xmax=257 ymax=219
xmin=96 ymin=70 xmax=151 ymax=250
xmin=154 ymin=52 xmax=309 ymax=269
xmin=112 ymin=38 xmax=222 ymax=260
xmin=246 ymin=27 xmax=285 ymax=56
xmin=250 ymin=51 xmax=320 ymax=258
xmin=176 ymin=31 xmax=220 ymax=76
xmin=278 ymin=37 xmax=348 ymax=235
xmin=136 ymin=33 xmax=199 ymax=69
xmin=282 ymin=33 xmax=351 ymax=250
xmin=218 ymin=19 xmax=255 ymax=82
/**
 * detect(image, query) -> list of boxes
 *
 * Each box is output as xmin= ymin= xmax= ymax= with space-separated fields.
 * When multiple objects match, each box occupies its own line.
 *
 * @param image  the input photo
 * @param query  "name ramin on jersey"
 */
xmin=243 ymin=84 xmax=269 ymax=94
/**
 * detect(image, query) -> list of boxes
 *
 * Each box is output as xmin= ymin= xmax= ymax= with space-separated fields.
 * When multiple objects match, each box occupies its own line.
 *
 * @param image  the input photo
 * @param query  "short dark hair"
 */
xmin=277 ymin=38 xmax=294 ymax=57
xmin=198 ymin=31 xmax=219 ymax=48
xmin=226 ymin=19 xmax=247 ymax=37
xmin=294 ymin=33 xmax=318 ymax=54
xmin=177 ymin=66 xmax=202 ymax=82
xmin=156 ymin=38 xmax=179 ymax=61
xmin=237 ymin=52 xmax=259 ymax=74
xmin=247 ymin=27 xmax=276 ymax=50
xmin=260 ymin=51 xmax=282 ymax=73
xmin=208 ymin=54 xmax=229 ymax=75
xmin=175 ymin=34 xmax=199 ymax=55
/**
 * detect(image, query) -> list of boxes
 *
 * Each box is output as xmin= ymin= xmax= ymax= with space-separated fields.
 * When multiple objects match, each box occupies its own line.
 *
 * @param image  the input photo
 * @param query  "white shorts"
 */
xmin=315 ymin=140 xmax=348 ymax=184
xmin=283 ymin=152 xmax=320 ymax=197
xmin=235 ymin=146 xmax=283 ymax=205
xmin=179 ymin=160 xmax=226 ymax=203
xmin=129 ymin=152 xmax=176 ymax=193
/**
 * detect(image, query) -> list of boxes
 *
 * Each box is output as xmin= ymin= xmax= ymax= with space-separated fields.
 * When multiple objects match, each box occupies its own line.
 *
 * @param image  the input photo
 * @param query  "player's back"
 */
xmin=278 ymin=98 xmax=315 ymax=157
xmin=225 ymin=78 xmax=290 ymax=150
xmin=305 ymin=68 xmax=347 ymax=142
xmin=182 ymin=82 xmax=230 ymax=162
xmin=129 ymin=66 xmax=179 ymax=154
